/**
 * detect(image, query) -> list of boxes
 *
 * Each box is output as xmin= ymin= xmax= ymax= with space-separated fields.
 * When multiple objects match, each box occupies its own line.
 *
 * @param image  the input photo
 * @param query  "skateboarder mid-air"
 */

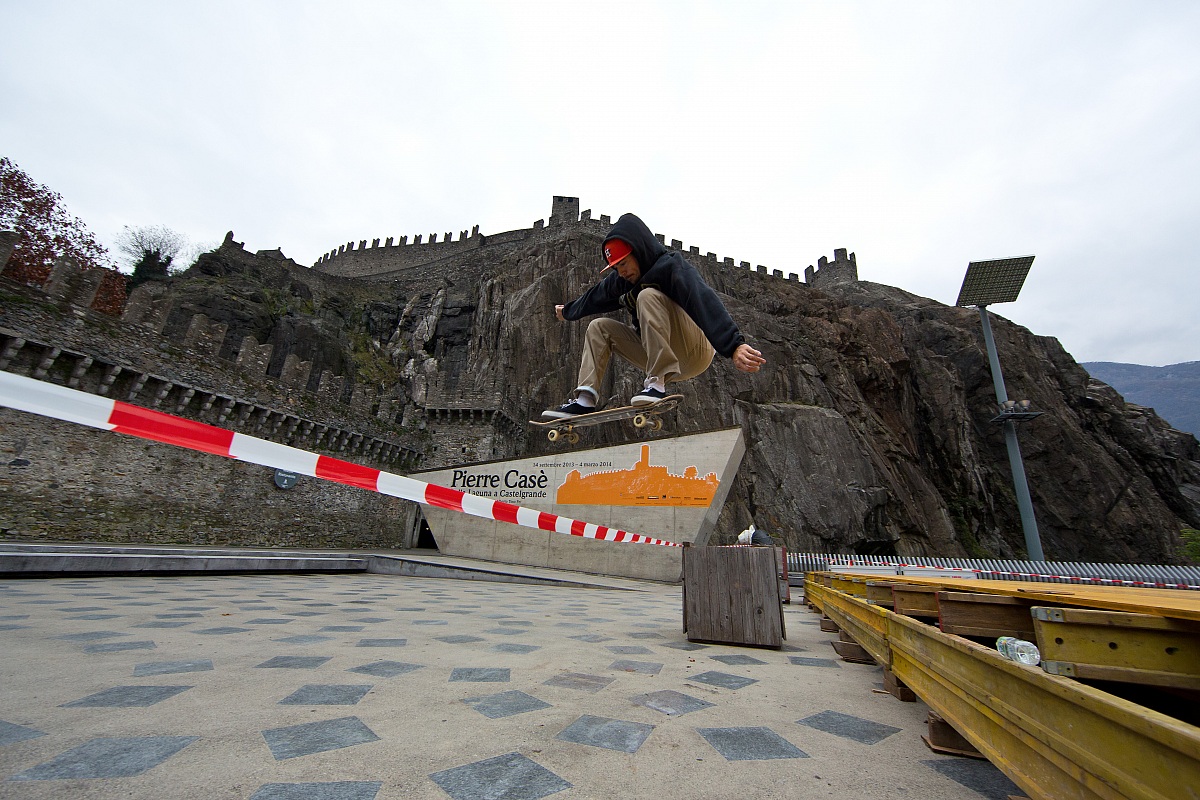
xmin=540 ymin=213 xmax=766 ymax=421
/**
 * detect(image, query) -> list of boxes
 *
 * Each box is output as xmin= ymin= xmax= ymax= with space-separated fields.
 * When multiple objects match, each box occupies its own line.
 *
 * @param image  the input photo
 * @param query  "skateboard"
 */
xmin=529 ymin=395 xmax=682 ymax=443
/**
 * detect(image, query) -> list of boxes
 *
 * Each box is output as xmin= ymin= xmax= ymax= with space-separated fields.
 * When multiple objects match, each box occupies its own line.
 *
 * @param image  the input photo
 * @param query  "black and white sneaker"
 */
xmin=630 ymin=387 xmax=672 ymax=407
xmin=540 ymin=399 xmax=598 ymax=420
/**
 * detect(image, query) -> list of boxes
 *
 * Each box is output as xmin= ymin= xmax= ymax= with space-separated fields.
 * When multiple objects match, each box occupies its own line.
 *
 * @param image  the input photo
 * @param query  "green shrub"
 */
xmin=1181 ymin=528 xmax=1200 ymax=565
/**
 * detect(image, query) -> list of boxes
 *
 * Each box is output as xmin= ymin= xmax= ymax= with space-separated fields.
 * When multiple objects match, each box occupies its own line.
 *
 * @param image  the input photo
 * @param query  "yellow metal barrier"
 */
xmin=803 ymin=574 xmax=1200 ymax=800
xmin=807 ymin=579 xmax=889 ymax=666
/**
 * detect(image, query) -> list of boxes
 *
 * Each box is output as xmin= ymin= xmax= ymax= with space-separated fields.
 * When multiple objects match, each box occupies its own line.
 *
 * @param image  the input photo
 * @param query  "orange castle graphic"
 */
xmin=555 ymin=445 xmax=719 ymax=507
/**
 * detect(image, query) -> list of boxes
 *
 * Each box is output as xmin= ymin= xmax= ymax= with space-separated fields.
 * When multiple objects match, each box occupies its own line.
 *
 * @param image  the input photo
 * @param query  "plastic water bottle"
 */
xmin=996 ymin=636 xmax=1041 ymax=666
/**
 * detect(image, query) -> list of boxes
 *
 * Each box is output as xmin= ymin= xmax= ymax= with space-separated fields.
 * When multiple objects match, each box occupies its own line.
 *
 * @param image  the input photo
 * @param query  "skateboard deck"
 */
xmin=529 ymin=395 xmax=682 ymax=443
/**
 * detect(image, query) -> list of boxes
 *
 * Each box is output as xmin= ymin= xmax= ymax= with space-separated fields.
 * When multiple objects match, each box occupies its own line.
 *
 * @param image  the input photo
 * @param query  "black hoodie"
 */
xmin=560 ymin=213 xmax=747 ymax=359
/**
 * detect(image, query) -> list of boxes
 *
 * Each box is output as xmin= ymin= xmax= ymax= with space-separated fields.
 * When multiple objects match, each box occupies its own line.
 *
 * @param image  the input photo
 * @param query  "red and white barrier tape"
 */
xmin=827 ymin=558 xmax=1199 ymax=590
xmin=0 ymin=371 xmax=680 ymax=547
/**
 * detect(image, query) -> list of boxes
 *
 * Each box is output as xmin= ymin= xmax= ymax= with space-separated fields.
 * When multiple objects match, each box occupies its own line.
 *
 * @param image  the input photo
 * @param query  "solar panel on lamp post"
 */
xmin=956 ymin=256 xmax=1046 ymax=561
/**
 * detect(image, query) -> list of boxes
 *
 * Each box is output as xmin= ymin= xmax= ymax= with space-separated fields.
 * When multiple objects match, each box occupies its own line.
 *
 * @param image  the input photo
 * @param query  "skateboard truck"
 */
xmin=531 ymin=396 xmax=681 ymax=444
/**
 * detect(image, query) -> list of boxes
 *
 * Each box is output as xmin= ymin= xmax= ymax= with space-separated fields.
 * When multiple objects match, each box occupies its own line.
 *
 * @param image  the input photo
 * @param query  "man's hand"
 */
xmin=733 ymin=343 xmax=766 ymax=373
xmin=555 ymin=304 xmax=566 ymax=322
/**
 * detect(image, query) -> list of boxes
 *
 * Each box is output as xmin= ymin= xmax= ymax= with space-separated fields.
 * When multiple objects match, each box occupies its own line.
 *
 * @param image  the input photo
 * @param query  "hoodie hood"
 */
xmin=602 ymin=213 xmax=668 ymax=277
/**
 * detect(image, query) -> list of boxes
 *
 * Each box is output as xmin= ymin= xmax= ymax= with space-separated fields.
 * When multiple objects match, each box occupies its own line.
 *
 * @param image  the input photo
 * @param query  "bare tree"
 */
xmin=116 ymin=224 xmax=190 ymax=290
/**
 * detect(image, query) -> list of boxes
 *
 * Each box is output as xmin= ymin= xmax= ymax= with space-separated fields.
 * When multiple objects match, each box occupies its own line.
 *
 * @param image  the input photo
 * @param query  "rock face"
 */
xmin=4 ymin=215 xmax=1198 ymax=563
xmin=411 ymin=227 xmax=1200 ymax=562
xmin=298 ymin=221 xmax=1200 ymax=563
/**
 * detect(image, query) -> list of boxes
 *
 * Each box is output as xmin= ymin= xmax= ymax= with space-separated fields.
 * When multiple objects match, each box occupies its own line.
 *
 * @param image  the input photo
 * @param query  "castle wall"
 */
xmin=0 ymin=238 xmax=439 ymax=551
xmin=804 ymin=248 xmax=859 ymax=288
xmin=0 ymin=408 xmax=413 ymax=549
xmin=308 ymin=198 xmax=845 ymax=291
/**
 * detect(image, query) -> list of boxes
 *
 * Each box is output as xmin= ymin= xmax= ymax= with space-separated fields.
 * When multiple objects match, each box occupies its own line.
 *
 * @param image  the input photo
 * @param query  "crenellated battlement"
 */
xmin=804 ymin=248 xmax=858 ymax=288
xmin=0 ymin=231 xmax=129 ymax=315
xmin=312 ymin=197 xmax=859 ymax=290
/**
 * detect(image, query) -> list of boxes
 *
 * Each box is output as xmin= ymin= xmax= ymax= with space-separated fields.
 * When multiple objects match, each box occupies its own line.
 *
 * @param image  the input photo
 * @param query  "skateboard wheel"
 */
xmin=567 ymin=432 xmax=580 ymax=444
xmin=547 ymin=429 xmax=559 ymax=442
xmin=650 ymin=418 xmax=663 ymax=432
xmin=633 ymin=413 xmax=648 ymax=428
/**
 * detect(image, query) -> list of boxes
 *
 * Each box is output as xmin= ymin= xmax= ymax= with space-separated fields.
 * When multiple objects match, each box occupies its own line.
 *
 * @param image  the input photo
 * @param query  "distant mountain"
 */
xmin=1082 ymin=361 xmax=1200 ymax=437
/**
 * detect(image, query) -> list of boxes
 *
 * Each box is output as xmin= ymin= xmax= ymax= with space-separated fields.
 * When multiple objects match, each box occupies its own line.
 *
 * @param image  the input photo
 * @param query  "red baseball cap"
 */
xmin=601 ymin=239 xmax=632 ymax=273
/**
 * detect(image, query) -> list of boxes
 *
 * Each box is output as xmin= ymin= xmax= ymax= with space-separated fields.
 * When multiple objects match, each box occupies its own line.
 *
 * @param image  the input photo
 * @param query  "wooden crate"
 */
xmin=683 ymin=545 xmax=785 ymax=648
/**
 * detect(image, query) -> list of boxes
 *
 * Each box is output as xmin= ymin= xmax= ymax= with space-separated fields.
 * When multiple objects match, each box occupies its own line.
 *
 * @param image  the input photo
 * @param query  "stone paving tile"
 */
xmin=557 ymin=714 xmax=655 ymax=753
xmin=568 ymin=633 xmax=612 ymax=643
xmin=195 ymin=626 xmax=251 ymax=635
xmin=798 ymin=709 xmax=902 ymax=745
xmin=355 ymin=638 xmax=407 ymax=647
xmin=256 ymin=655 xmax=332 ymax=669
xmin=689 ymin=671 xmax=758 ymax=690
xmin=923 ymin=758 xmax=1023 ymax=799
xmin=274 ymin=634 xmax=333 ymax=644
xmin=436 ymin=635 xmax=486 ymax=644
xmin=462 ymin=690 xmax=551 ymax=719
xmin=789 ymin=656 xmax=841 ymax=668
xmin=279 ymin=684 xmax=373 ymax=705
xmin=133 ymin=659 xmax=214 ymax=676
xmin=631 ymin=689 xmax=715 ymax=716
xmin=261 ymin=716 xmax=380 ymax=760
xmin=609 ymin=659 xmax=663 ymax=675
xmin=449 ymin=667 xmax=510 ymax=683
xmin=61 ymin=685 xmax=193 ymax=707
xmin=84 ymin=639 xmax=156 ymax=653
xmin=492 ymin=643 xmax=540 ymax=654
xmin=429 ymin=752 xmax=571 ymax=800
xmin=0 ymin=720 xmax=46 ymax=746
xmin=57 ymin=630 xmax=128 ymax=641
xmin=697 ymin=726 xmax=808 ymax=760
xmin=9 ymin=736 xmax=199 ymax=780
xmin=658 ymin=640 xmax=707 ymax=651
xmin=710 ymin=654 xmax=768 ymax=666
xmin=250 ymin=781 xmax=383 ymax=800
xmin=606 ymin=645 xmax=653 ymax=655
xmin=346 ymin=660 xmax=424 ymax=678
xmin=543 ymin=673 xmax=614 ymax=693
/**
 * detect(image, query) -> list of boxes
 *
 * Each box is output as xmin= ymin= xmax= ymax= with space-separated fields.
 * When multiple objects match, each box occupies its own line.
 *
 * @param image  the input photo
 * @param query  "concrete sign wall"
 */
xmin=416 ymin=428 xmax=745 ymax=582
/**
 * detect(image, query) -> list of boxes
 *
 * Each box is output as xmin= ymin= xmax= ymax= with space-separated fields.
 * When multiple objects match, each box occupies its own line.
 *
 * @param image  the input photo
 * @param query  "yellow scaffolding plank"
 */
xmin=889 ymin=612 xmax=1200 ymax=800
xmin=807 ymin=580 xmax=889 ymax=666
xmin=1033 ymin=607 xmax=1200 ymax=689
xmin=834 ymin=573 xmax=1200 ymax=622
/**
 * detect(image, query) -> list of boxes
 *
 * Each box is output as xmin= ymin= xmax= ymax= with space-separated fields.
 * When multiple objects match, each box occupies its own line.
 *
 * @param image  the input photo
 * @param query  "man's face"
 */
xmin=613 ymin=253 xmax=641 ymax=282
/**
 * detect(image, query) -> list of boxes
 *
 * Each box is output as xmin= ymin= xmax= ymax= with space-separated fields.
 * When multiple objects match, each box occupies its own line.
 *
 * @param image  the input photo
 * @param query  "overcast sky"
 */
xmin=4 ymin=1 xmax=1198 ymax=366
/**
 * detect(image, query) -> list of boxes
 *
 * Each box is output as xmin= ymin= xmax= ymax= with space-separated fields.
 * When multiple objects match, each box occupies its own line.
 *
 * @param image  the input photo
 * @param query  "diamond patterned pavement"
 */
xmin=1 ymin=570 xmax=1020 ymax=798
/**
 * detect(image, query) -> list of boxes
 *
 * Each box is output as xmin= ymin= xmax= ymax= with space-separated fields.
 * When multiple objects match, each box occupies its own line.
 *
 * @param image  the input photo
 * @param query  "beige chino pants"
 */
xmin=575 ymin=288 xmax=714 ymax=400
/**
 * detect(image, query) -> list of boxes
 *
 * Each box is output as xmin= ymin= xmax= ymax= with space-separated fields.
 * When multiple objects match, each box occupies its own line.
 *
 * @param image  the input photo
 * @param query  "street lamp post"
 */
xmin=955 ymin=256 xmax=1046 ymax=561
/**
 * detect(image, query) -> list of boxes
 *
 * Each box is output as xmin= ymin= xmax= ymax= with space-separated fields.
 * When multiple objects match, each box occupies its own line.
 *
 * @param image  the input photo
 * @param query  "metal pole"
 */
xmin=977 ymin=306 xmax=1045 ymax=561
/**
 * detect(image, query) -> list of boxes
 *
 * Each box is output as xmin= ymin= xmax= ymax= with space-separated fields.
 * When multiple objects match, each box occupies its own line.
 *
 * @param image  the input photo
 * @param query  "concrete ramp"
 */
xmin=415 ymin=427 xmax=745 ymax=582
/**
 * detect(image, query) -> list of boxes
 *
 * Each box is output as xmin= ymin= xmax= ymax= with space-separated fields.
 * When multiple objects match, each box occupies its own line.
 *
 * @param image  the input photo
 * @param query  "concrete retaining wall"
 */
xmin=416 ymin=428 xmax=746 ymax=582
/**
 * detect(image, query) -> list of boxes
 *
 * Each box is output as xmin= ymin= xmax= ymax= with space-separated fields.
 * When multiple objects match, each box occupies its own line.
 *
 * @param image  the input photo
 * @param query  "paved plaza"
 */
xmin=0 ymin=570 xmax=1021 ymax=799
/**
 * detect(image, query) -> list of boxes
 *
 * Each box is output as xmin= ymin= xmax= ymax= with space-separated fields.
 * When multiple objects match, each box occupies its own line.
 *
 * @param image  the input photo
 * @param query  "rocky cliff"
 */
xmin=1082 ymin=361 xmax=1200 ymax=438
xmin=5 ymin=216 xmax=1198 ymax=563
